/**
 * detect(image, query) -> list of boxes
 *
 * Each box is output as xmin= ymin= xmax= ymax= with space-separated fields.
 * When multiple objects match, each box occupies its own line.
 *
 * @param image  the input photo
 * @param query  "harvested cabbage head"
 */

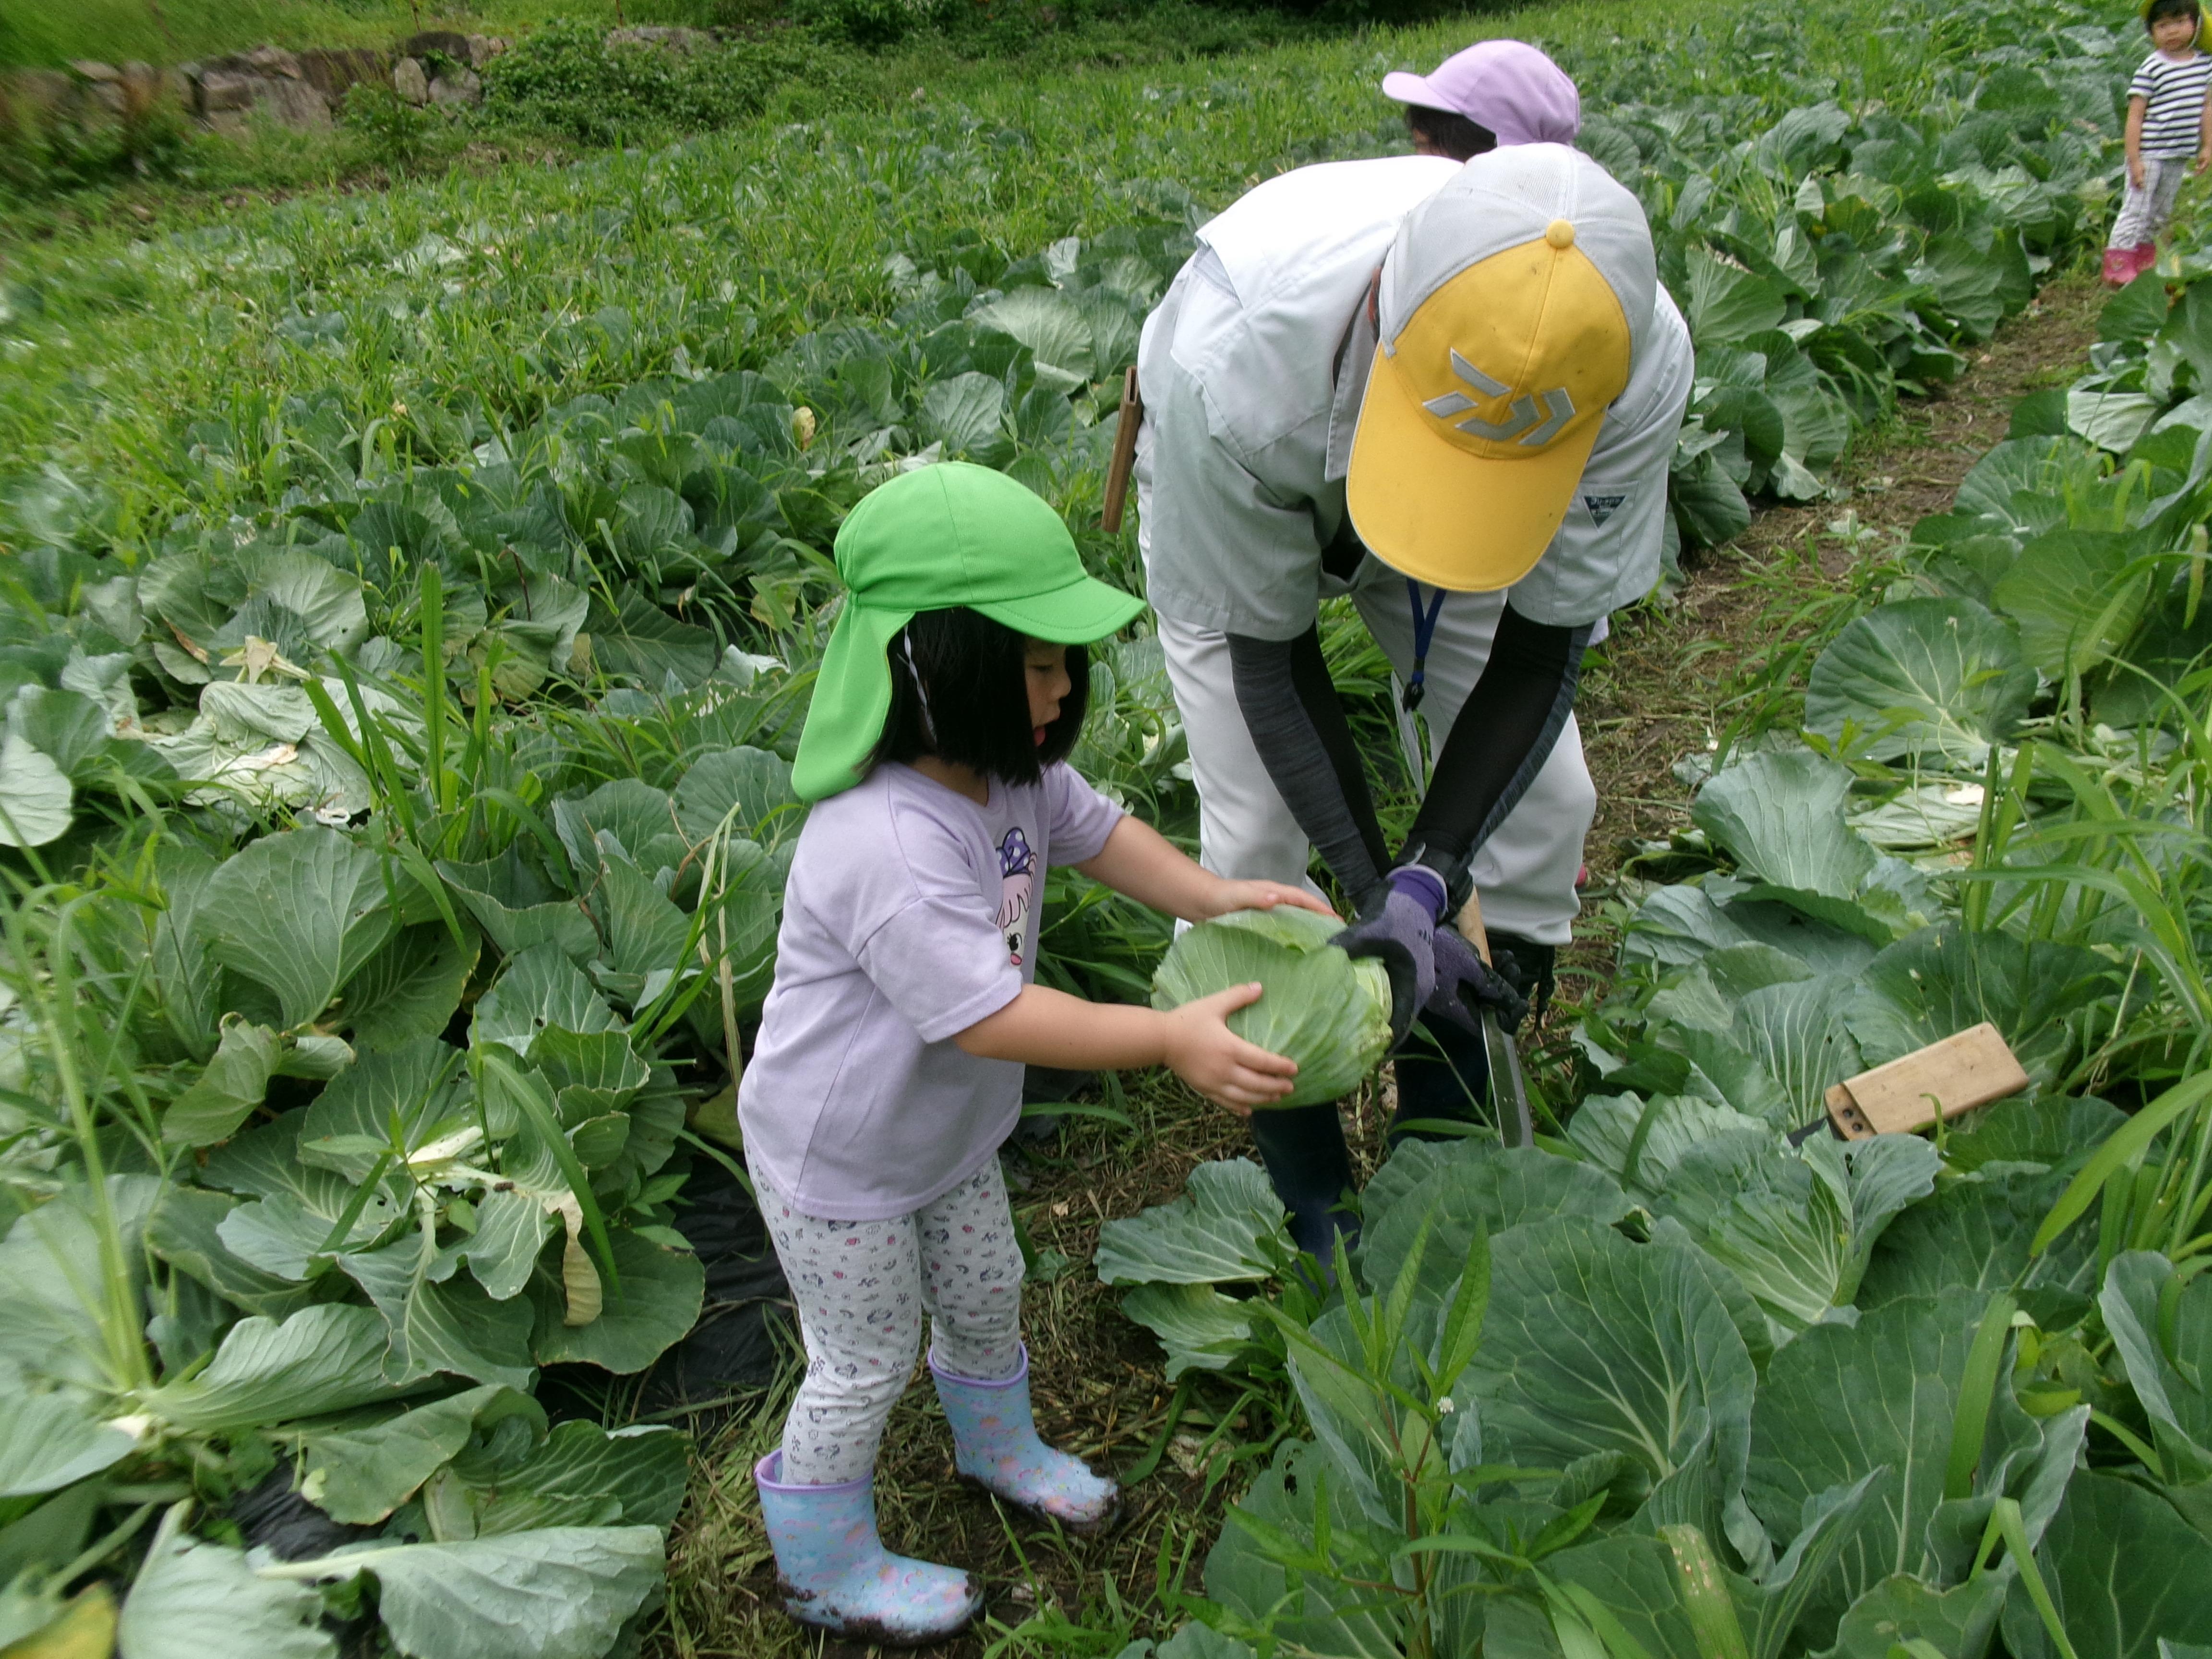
xmin=1151 ymin=907 xmax=1393 ymax=1108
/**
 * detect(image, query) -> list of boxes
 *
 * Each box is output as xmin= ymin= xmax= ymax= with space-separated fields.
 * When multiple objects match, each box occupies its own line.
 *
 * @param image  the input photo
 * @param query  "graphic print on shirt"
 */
xmin=997 ymin=827 xmax=1038 ymax=966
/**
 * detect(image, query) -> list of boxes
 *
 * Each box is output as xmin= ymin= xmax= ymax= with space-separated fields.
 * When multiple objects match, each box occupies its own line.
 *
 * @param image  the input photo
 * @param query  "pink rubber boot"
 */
xmin=2104 ymin=246 xmax=2138 ymax=286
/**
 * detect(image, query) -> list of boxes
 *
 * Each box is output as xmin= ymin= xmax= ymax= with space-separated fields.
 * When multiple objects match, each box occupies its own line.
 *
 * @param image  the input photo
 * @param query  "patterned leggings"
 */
xmin=750 ymin=1152 xmax=1025 ymax=1485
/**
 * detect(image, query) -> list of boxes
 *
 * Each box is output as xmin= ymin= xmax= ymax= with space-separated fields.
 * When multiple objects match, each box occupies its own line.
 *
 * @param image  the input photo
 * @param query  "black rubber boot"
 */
xmin=1247 ymin=1101 xmax=1359 ymax=1265
xmin=1388 ymin=1013 xmax=1492 ymax=1146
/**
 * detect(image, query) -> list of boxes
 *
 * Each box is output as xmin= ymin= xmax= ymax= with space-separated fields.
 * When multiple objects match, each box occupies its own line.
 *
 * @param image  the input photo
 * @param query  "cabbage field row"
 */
xmin=1099 ymin=82 xmax=2212 ymax=1659
xmin=0 ymin=0 xmax=2172 ymax=1654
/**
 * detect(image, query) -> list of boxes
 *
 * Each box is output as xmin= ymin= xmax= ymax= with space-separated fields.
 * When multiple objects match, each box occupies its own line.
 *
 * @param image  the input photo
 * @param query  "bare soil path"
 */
xmin=649 ymin=270 xmax=2108 ymax=1659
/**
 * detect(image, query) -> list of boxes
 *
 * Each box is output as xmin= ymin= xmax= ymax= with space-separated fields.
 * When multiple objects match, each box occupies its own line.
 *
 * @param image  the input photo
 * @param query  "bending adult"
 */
xmin=1132 ymin=48 xmax=1693 ymax=1256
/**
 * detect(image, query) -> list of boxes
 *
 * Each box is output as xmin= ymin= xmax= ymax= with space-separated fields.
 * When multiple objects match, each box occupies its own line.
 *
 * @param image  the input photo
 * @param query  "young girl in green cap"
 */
xmin=740 ymin=461 xmax=1330 ymax=1645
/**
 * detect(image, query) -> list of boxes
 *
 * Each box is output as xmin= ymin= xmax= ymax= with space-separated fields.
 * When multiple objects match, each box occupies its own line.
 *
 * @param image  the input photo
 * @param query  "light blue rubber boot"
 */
xmin=930 ymin=1345 xmax=1121 ymax=1534
xmin=752 ymin=1452 xmax=982 ymax=1646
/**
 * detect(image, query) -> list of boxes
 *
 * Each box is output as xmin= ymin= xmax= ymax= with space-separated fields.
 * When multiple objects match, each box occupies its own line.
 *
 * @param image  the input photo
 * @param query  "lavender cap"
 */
xmin=1381 ymin=40 xmax=1581 ymax=147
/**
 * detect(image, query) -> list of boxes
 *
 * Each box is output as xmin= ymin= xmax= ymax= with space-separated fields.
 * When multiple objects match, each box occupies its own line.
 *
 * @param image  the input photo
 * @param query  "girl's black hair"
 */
xmin=1406 ymin=105 xmax=1498 ymax=162
xmin=2149 ymin=0 xmax=2201 ymax=28
xmin=869 ymin=605 xmax=1091 ymax=788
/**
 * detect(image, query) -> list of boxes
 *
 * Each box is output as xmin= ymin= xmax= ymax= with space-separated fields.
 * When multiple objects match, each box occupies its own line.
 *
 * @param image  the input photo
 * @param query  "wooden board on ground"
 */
xmin=1824 ymin=1022 xmax=2031 ymax=1139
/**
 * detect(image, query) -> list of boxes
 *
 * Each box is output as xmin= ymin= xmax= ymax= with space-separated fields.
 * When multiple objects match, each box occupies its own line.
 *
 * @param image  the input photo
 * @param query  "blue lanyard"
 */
xmin=1403 ymin=580 xmax=1445 ymax=712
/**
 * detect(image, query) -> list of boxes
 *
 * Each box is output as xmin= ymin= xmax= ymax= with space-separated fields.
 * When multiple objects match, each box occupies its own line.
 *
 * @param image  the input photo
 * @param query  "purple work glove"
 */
xmin=1333 ymin=866 xmax=1449 ymax=1043
xmin=1428 ymin=926 xmax=1531 ymax=1037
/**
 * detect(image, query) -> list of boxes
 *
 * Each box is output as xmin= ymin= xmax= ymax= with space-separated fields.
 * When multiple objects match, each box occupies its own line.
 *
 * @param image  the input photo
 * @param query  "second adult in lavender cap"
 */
xmin=1382 ymin=40 xmax=1581 ymax=150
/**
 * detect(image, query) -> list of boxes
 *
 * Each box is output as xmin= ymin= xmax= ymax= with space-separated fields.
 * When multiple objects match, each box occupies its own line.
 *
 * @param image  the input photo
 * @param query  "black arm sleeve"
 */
xmin=1402 ymin=603 xmax=1591 ymax=886
xmin=1227 ymin=627 xmax=1392 ymax=911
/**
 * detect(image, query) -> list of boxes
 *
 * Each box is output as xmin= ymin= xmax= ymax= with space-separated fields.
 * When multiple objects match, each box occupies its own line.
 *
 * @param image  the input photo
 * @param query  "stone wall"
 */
xmin=0 ymin=32 xmax=509 ymax=142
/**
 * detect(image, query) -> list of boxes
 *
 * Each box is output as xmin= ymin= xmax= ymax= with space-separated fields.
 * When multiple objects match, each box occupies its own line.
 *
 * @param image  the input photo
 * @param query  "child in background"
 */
xmin=739 ymin=462 xmax=1332 ymax=1646
xmin=2108 ymin=0 xmax=2212 ymax=285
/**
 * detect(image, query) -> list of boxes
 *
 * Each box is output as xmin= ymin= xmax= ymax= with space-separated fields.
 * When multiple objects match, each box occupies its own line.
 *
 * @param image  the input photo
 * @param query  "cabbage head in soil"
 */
xmin=1150 ymin=907 xmax=1392 ymax=1107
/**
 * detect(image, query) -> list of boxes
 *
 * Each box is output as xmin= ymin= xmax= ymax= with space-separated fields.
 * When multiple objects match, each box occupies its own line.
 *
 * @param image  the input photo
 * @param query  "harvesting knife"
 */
xmin=1457 ymin=893 xmax=1535 ymax=1150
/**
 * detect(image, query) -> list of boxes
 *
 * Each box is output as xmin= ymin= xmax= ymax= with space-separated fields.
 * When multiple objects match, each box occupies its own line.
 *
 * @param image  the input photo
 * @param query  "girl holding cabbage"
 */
xmin=735 ymin=462 xmax=1333 ymax=1645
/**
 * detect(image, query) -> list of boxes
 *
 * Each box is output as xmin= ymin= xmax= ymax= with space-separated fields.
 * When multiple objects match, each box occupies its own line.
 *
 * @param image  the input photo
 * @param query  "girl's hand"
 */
xmin=2132 ymin=154 xmax=2148 ymax=190
xmin=1205 ymin=880 xmax=1339 ymax=923
xmin=1161 ymin=983 xmax=1299 ymax=1115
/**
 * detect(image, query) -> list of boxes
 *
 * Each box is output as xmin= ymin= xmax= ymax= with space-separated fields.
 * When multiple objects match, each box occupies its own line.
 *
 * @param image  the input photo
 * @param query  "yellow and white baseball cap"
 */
xmin=1347 ymin=143 xmax=1660 ymax=591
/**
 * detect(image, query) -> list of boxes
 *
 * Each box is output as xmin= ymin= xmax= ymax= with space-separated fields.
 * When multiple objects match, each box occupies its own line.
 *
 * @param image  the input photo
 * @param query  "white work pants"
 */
xmin=1151 ymin=561 xmax=1596 ymax=946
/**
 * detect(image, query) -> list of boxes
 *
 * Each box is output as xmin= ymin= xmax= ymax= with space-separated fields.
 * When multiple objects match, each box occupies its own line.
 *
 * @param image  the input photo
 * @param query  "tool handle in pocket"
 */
xmin=1102 ymin=366 xmax=1142 ymax=534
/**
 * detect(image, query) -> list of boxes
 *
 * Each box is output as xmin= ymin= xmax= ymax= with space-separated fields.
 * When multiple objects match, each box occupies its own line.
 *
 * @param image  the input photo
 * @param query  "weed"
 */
xmin=340 ymin=80 xmax=442 ymax=172
xmin=479 ymin=17 xmax=856 ymax=143
xmin=792 ymin=0 xmax=921 ymax=48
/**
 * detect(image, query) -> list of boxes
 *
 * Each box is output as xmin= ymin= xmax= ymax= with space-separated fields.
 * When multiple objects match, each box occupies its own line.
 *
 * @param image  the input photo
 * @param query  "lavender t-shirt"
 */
xmin=737 ymin=761 xmax=1125 ymax=1220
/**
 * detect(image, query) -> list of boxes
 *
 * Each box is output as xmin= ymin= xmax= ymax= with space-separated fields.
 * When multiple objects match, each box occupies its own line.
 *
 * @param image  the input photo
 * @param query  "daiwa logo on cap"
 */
xmin=1421 ymin=350 xmax=1575 ymax=447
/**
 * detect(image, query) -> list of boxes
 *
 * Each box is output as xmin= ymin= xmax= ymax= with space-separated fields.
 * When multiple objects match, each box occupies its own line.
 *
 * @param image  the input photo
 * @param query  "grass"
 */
xmin=0 ymin=0 xmax=742 ymax=69
xmin=0 ymin=1 xmax=1419 ymax=218
xmin=0 ymin=0 xmax=1946 ymax=553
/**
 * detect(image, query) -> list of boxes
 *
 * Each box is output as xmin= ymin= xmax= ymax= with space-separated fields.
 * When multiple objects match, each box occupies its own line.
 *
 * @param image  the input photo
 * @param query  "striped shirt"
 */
xmin=2131 ymin=50 xmax=2212 ymax=157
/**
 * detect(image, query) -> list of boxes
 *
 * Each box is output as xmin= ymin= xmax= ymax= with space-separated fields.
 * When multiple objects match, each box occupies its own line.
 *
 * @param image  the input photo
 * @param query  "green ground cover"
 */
xmin=0 ymin=0 xmax=1376 ymax=204
xmin=0 ymin=0 xmax=1394 ymax=76
xmin=1 ymin=0 xmax=707 ymax=70
xmin=0 ymin=0 xmax=2187 ymax=1653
